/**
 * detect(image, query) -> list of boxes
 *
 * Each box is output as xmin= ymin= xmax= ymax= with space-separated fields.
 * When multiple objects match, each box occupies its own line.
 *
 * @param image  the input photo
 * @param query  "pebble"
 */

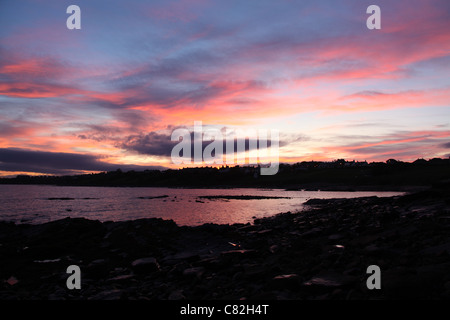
xmin=270 ymin=274 xmax=301 ymax=290
xmin=168 ymin=290 xmax=185 ymax=300
xmin=5 ymin=276 xmax=19 ymax=286
xmin=88 ymin=290 xmax=123 ymax=300
xmin=182 ymin=267 xmax=205 ymax=279
xmin=131 ymin=257 xmax=160 ymax=274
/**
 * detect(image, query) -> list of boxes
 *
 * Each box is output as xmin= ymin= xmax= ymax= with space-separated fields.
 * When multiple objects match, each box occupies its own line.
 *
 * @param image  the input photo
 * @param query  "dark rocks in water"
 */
xmin=198 ymin=195 xmax=291 ymax=200
xmin=137 ymin=195 xmax=169 ymax=200
xmin=131 ymin=257 xmax=160 ymax=274
xmin=304 ymin=197 xmax=378 ymax=206
xmin=303 ymin=198 xmax=330 ymax=205
xmin=46 ymin=197 xmax=99 ymax=201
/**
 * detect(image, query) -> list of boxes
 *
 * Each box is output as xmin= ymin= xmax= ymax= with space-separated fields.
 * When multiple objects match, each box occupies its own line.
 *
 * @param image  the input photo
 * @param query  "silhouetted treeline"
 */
xmin=1 ymin=158 xmax=449 ymax=189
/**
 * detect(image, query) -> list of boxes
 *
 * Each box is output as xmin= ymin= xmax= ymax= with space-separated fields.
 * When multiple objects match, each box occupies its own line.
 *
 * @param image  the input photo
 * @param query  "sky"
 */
xmin=0 ymin=0 xmax=449 ymax=176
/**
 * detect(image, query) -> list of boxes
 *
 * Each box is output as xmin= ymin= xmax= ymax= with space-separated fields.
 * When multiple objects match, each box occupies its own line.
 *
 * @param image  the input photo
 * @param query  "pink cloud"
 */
xmin=323 ymin=129 xmax=450 ymax=161
xmin=337 ymin=88 xmax=450 ymax=112
xmin=0 ymin=81 xmax=86 ymax=98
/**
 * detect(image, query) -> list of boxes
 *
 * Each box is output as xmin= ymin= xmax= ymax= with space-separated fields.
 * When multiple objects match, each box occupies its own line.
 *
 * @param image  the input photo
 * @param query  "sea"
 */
xmin=0 ymin=185 xmax=404 ymax=226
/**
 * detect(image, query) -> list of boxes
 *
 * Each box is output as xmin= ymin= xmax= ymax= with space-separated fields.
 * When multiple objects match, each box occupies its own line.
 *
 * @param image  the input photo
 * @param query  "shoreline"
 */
xmin=1 ymin=184 xmax=449 ymax=300
xmin=0 ymin=182 xmax=429 ymax=192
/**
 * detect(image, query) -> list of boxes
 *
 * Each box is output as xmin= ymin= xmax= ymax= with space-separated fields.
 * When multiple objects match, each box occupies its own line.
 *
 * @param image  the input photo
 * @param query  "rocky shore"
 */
xmin=1 ymin=184 xmax=449 ymax=300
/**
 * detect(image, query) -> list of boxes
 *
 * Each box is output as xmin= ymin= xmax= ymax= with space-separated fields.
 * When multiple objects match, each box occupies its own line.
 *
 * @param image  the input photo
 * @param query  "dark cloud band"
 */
xmin=0 ymin=148 xmax=166 ymax=175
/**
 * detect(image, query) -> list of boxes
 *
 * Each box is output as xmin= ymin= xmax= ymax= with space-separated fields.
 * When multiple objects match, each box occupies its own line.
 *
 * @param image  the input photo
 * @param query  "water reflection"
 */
xmin=0 ymin=185 xmax=404 ymax=226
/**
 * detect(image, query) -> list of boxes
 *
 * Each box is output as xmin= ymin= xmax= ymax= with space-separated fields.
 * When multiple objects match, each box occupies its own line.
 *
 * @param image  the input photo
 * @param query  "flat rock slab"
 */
xmin=88 ymin=289 xmax=123 ymax=300
xmin=270 ymin=274 xmax=301 ymax=290
xmin=131 ymin=257 xmax=160 ymax=273
xmin=221 ymin=249 xmax=257 ymax=256
xmin=183 ymin=267 xmax=205 ymax=279
xmin=303 ymin=273 xmax=357 ymax=292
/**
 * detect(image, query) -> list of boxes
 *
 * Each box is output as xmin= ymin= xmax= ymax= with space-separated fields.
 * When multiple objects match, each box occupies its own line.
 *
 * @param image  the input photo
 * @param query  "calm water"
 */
xmin=0 ymin=185 xmax=404 ymax=226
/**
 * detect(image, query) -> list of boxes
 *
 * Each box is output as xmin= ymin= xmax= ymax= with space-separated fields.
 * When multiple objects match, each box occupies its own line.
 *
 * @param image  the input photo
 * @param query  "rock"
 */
xmin=107 ymin=274 xmax=134 ymax=283
xmin=269 ymin=245 xmax=280 ymax=253
xmin=48 ymin=293 xmax=66 ymax=300
xmin=381 ymin=268 xmax=429 ymax=299
xmin=364 ymin=244 xmax=381 ymax=253
xmin=242 ymin=264 xmax=269 ymax=280
xmin=304 ymin=199 xmax=331 ymax=205
xmin=168 ymin=290 xmax=185 ymax=300
xmin=270 ymin=274 xmax=301 ymax=290
xmin=33 ymin=258 xmax=62 ymax=263
xmin=303 ymin=273 xmax=356 ymax=293
xmin=249 ymin=291 xmax=277 ymax=300
xmin=343 ymin=268 xmax=360 ymax=276
xmin=163 ymin=251 xmax=200 ymax=265
xmin=86 ymin=259 xmax=108 ymax=278
xmin=131 ymin=257 xmax=160 ymax=274
xmin=88 ymin=289 xmax=123 ymax=300
xmin=232 ymin=271 xmax=244 ymax=282
xmin=330 ymin=288 xmax=344 ymax=299
xmin=416 ymin=262 xmax=450 ymax=285
xmin=5 ymin=276 xmax=19 ymax=286
xmin=48 ymin=288 xmax=66 ymax=300
xmin=220 ymin=249 xmax=257 ymax=265
xmin=420 ymin=242 xmax=450 ymax=256
xmin=237 ymin=225 xmax=258 ymax=232
xmin=299 ymin=227 xmax=322 ymax=238
xmin=349 ymin=234 xmax=380 ymax=246
xmin=249 ymin=229 xmax=272 ymax=235
xmin=363 ymin=244 xmax=397 ymax=257
xmin=183 ymin=267 xmax=205 ymax=279
xmin=221 ymin=249 xmax=257 ymax=257
xmin=328 ymin=233 xmax=345 ymax=240
xmin=198 ymin=257 xmax=222 ymax=270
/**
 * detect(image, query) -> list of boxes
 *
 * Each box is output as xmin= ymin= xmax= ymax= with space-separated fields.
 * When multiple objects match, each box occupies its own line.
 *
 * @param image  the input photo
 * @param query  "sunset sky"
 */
xmin=0 ymin=0 xmax=449 ymax=176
